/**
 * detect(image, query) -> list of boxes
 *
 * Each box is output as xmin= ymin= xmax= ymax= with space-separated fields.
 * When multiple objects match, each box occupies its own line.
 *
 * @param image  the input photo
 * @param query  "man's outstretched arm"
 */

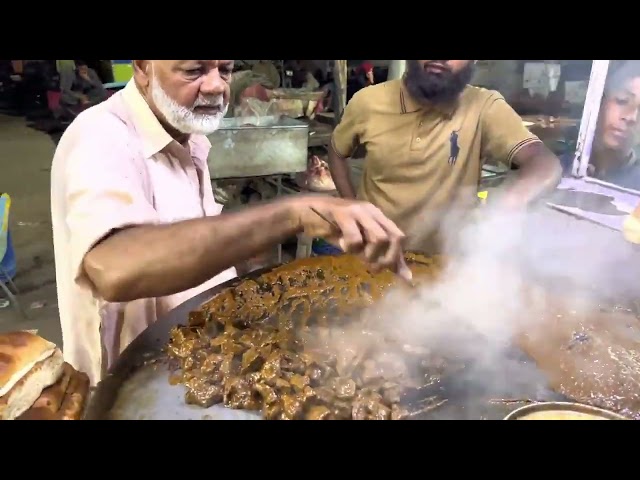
xmin=83 ymin=199 xmax=299 ymax=302
xmin=480 ymin=95 xmax=562 ymax=208
xmin=82 ymin=196 xmax=410 ymax=302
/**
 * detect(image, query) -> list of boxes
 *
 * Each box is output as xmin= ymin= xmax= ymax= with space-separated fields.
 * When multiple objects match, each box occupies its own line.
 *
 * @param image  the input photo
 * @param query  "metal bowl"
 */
xmin=504 ymin=402 xmax=628 ymax=420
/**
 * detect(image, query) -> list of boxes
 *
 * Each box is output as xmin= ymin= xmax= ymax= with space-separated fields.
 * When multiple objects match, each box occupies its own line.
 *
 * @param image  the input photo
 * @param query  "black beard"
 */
xmin=404 ymin=60 xmax=475 ymax=105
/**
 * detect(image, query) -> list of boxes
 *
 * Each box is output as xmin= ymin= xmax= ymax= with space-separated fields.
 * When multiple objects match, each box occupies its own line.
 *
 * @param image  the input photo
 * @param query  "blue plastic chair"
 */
xmin=0 ymin=193 xmax=25 ymax=318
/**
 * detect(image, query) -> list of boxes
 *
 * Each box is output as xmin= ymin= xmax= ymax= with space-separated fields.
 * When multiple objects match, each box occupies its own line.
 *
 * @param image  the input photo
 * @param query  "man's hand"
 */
xmin=498 ymin=142 xmax=563 ymax=211
xmin=82 ymin=193 xmax=412 ymax=303
xmin=366 ymin=70 xmax=375 ymax=85
xmin=487 ymin=187 xmax=528 ymax=213
xmin=288 ymin=195 xmax=412 ymax=280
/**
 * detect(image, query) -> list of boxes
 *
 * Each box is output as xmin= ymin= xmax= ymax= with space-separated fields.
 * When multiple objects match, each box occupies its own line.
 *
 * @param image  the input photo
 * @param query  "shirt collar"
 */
xmin=399 ymin=77 xmax=459 ymax=118
xmin=120 ymin=80 xmax=212 ymax=160
xmin=121 ymin=80 xmax=174 ymax=158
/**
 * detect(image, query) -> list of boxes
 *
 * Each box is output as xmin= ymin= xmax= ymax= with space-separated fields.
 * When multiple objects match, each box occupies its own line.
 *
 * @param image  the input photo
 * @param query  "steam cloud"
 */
xmin=367 ymin=195 xmax=554 ymax=415
xmin=309 ymin=185 xmax=640 ymax=418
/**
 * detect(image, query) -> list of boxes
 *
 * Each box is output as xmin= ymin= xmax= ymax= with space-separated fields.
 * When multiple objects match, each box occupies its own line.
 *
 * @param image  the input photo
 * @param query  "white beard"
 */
xmin=150 ymin=73 xmax=228 ymax=135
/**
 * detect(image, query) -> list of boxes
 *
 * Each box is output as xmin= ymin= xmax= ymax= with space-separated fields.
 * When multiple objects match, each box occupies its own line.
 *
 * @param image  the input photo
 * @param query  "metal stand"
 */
xmin=213 ymin=174 xmax=313 ymax=265
xmin=264 ymin=175 xmax=302 ymax=263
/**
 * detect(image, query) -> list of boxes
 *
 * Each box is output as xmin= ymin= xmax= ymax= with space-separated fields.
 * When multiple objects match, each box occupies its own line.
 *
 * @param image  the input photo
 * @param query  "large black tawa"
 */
xmin=85 ymin=262 xmax=565 ymax=420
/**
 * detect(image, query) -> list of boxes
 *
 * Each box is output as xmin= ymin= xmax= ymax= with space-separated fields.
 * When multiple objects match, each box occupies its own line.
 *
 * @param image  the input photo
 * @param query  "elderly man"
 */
xmin=51 ymin=60 xmax=409 ymax=386
xmin=328 ymin=60 xmax=563 ymax=253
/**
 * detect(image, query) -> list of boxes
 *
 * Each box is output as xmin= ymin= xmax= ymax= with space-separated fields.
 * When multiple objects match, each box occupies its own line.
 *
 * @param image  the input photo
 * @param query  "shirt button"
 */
xmin=419 ymin=121 xmax=423 ymax=126
xmin=416 ymin=137 xmax=421 ymax=142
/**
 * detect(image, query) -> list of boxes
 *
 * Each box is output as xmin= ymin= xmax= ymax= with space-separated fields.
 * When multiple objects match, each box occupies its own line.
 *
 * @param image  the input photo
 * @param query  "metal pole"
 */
xmin=332 ymin=60 xmax=348 ymax=125
xmin=572 ymin=60 xmax=610 ymax=178
xmin=388 ymin=60 xmax=406 ymax=81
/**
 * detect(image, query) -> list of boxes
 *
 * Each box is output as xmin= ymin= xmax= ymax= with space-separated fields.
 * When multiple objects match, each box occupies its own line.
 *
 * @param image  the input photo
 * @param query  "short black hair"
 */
xmin=75 ymin=60 xmax=88 ymax=67
xmin=605 ymin=60 xmax=640 ymax=95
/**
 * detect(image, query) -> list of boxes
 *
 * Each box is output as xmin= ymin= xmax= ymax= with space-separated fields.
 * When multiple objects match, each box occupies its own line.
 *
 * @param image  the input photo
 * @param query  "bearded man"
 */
xmin=327 ymin=60 xmax=563 ymax=253
xmin=51 ymin=60 xmax=410 ymax=385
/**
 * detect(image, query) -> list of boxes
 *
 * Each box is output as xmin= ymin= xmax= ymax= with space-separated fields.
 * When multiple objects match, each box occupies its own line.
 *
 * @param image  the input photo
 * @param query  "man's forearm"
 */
xmin=327 ymin=144 xmax=357 ymax=199
xmin=84 ymin=199 xmax=300 ymax=302
xmin=502 ymin=142 xmax=562 ymax=207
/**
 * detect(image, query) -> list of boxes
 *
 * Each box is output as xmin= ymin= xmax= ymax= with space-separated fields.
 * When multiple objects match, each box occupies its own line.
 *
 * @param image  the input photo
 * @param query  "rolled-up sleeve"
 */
xmin=480 ymin=93 xmax=542 ymax=167
xmin=331 ymin=90 xmax=367 ymax=159
xmin=63 ymin=119 xmax=160 ymax=288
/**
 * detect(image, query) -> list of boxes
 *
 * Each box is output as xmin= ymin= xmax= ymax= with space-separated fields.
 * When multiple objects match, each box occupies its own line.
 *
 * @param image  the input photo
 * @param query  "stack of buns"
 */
xmin=0 ymin=331 xmax=89 ymax=420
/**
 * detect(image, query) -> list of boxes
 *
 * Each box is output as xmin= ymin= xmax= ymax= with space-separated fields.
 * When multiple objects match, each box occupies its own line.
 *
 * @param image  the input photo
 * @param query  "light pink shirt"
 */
xmin=51 ymin=80 xmax=236 ymax=386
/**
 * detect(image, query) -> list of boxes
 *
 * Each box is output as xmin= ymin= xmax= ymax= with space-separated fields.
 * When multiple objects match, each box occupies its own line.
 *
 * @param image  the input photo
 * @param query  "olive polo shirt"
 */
xmin=331 ymin=78 xmax=541 ymax=252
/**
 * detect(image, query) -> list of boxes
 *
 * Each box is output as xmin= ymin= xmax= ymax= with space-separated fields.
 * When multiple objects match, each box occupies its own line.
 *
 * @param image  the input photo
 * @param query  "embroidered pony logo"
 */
xmin=449 ymin=130 xmax=460 ymax=166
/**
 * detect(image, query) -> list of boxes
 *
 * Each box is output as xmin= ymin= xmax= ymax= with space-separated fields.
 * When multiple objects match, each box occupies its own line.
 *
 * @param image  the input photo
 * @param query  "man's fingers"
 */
xmin=332 ymin=211 xmax=364 ymax=253
xmin=363 ymin=204 xmax=406 ymax=269
xmin=376 ymin=231 xmax=403 ymax=271
xmin=352 ymin=210 xmax=390 ymax=263
xmin=307 ymin=200 xmax=407 ymax=274
xmin=396 ymin=257 xmax=413 ymax=282
xmin=337 ymin=203 xmax=407 ymax=271
xmin=367 ymin=204 xmax=406 ymax=239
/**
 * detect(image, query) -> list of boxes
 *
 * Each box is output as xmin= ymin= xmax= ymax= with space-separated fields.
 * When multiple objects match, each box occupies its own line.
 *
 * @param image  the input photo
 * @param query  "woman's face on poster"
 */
xmin=598 ymin=76 xmax=640 ymax=152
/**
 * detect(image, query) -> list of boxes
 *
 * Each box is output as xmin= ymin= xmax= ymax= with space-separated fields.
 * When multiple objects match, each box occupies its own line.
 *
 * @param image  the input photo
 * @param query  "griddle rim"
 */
xmin=83 ymin=254 xmax=563 ymax=420
xmin=84 ymin=266 xmax=275 ymax=420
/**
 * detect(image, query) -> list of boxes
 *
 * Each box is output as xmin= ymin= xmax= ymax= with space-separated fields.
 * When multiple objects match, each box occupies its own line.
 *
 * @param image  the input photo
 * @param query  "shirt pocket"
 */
xmin=147 ymin=154 xmax=203 ymax=223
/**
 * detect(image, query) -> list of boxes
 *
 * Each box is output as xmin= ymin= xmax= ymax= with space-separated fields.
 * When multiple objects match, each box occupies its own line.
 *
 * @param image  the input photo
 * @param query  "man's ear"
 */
xmin=133 ymin=60 xmax=151 ymax=87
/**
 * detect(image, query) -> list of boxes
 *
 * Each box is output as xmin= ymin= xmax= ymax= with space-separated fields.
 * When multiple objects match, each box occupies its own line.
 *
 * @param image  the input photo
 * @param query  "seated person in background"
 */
xmin=59 ymin=60 xmax=108 ymax=111
xmin=347 ymin=62 xmax=375 ymax=102
xmin=562 ymin=61 xmax=640 ymax=189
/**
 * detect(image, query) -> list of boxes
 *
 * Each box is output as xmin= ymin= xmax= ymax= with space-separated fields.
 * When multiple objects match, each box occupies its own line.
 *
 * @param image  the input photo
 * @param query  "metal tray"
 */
xmin=207 ymin=116 xmax=309 ymax=180
xmin=85 ymin=261 xmax=566 ymax=421
xmin=504 ymin=402 xmax=628 ymax=420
